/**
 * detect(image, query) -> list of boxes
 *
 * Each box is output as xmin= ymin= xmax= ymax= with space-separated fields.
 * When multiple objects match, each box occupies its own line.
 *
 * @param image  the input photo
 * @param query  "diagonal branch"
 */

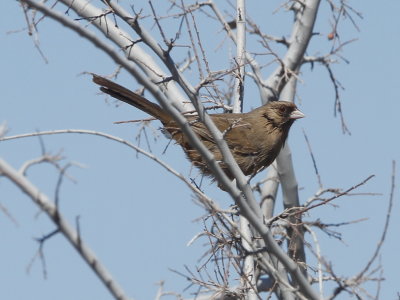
xmin=62 ymin=0 xmax=188 ymax=109
xmin=262 ymin=0 xmax=322 ymax=102
xmin=102 ymin=0 xmax=196 ymax=109
xmin=0 ymin=158 xmax=131 ymax=300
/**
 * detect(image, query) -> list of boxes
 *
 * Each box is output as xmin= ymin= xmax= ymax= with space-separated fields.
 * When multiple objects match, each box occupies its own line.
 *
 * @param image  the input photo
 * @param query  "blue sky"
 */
xmin=1 ymin=1 xmax=399 ymax=299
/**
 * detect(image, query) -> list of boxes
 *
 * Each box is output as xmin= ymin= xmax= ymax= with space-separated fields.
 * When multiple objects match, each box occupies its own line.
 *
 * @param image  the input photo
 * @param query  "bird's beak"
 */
xmin=289 ymin=109 xmax=305 ymax=119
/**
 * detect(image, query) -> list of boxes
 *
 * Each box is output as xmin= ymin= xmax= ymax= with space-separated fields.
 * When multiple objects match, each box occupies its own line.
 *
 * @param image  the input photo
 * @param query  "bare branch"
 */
xmin=0 ymin=158 xmax=131 ymax=300
xmin=300 ymin=175 xmax=375 ymax=215
xmin=355 ymin=161 xmax=396 ymax=280
xmin=262 ymin=0 xmax=322 ymax=102
xmin=303 ymin=129 xmax=323 ymax=189
xmin=232 ymin=0 xmax=246 ymax=113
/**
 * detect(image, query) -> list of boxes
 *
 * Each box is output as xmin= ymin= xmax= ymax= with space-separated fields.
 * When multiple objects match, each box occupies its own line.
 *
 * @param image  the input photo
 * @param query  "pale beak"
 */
xmin=289 ymin=109 xmax=305 ymax=119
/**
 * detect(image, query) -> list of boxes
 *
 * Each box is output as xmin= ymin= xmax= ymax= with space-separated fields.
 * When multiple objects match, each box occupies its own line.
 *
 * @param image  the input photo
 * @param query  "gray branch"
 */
xmin=0 ymin=158 xmax=131 ymax=300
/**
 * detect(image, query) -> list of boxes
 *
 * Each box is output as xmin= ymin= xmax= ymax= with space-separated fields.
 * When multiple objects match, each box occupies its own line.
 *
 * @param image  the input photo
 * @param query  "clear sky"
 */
xmin=1 ymin=1 xmax=399 ymax=300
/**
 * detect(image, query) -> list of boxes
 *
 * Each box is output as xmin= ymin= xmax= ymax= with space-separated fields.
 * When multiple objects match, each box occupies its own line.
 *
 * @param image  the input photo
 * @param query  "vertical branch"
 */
xmin=232 ymin=0 xmax=246 ymax=113
xmin=231 ymin=2 xmax=256 ymax=298
xmin=260 ymin=164 xmax=279 ymax=218
xmin=225 ymin=1 xmax=256 ymax=297
xmin=277 ymin=74 xmax=306 ymax=275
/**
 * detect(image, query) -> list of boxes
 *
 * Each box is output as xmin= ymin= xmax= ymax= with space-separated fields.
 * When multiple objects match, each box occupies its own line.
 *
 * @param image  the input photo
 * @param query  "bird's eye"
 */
xmin=279 ymin=106 xmax=287 ymax=113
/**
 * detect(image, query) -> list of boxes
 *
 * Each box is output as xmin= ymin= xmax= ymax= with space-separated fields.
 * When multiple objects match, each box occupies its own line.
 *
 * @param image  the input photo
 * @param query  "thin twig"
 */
xmin=355 ymin=161 xmax=396 ymax=280
xmin=303 ymin=129 xmax=323 ymax=189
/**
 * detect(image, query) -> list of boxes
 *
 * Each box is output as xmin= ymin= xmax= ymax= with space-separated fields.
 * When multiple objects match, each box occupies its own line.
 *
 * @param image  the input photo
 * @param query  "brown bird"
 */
xmin=92 ymin=75 xmax=304 ymax=181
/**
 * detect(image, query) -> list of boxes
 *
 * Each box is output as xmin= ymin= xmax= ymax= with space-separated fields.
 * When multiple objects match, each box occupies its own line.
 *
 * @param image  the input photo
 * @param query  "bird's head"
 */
xmin=263 ymin=101 xmax=305 ymax=128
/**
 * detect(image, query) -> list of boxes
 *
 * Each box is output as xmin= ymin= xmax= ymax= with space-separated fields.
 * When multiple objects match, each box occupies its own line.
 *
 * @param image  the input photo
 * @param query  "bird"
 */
xmin=92 ymin=74 xmax=304 ymax=181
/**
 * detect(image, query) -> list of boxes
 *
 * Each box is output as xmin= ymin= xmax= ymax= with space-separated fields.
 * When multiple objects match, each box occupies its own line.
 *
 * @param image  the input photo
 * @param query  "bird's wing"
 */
xmin=190 ymin=116 xmax=261 ymax=157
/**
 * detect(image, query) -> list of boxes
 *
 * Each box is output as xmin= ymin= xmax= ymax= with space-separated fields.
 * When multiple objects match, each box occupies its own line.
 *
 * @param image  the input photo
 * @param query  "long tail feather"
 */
xmin=92 ymin=74 xmax=169 ymax=122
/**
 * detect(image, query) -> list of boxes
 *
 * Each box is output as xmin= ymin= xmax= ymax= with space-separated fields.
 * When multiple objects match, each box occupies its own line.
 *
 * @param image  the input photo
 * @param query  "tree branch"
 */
xmin=0 ymin=158 xmax=131 ymax=300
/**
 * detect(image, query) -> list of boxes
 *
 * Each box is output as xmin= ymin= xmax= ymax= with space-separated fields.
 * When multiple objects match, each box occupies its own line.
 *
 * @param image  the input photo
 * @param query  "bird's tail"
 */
xmin=92 ymin=74 xmax=169 ymax=122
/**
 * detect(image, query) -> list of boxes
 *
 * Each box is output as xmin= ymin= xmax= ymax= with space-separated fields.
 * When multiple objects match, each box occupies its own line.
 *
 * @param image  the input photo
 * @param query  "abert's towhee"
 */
xmin=93 ymin=75 xmax=304 ymax=180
